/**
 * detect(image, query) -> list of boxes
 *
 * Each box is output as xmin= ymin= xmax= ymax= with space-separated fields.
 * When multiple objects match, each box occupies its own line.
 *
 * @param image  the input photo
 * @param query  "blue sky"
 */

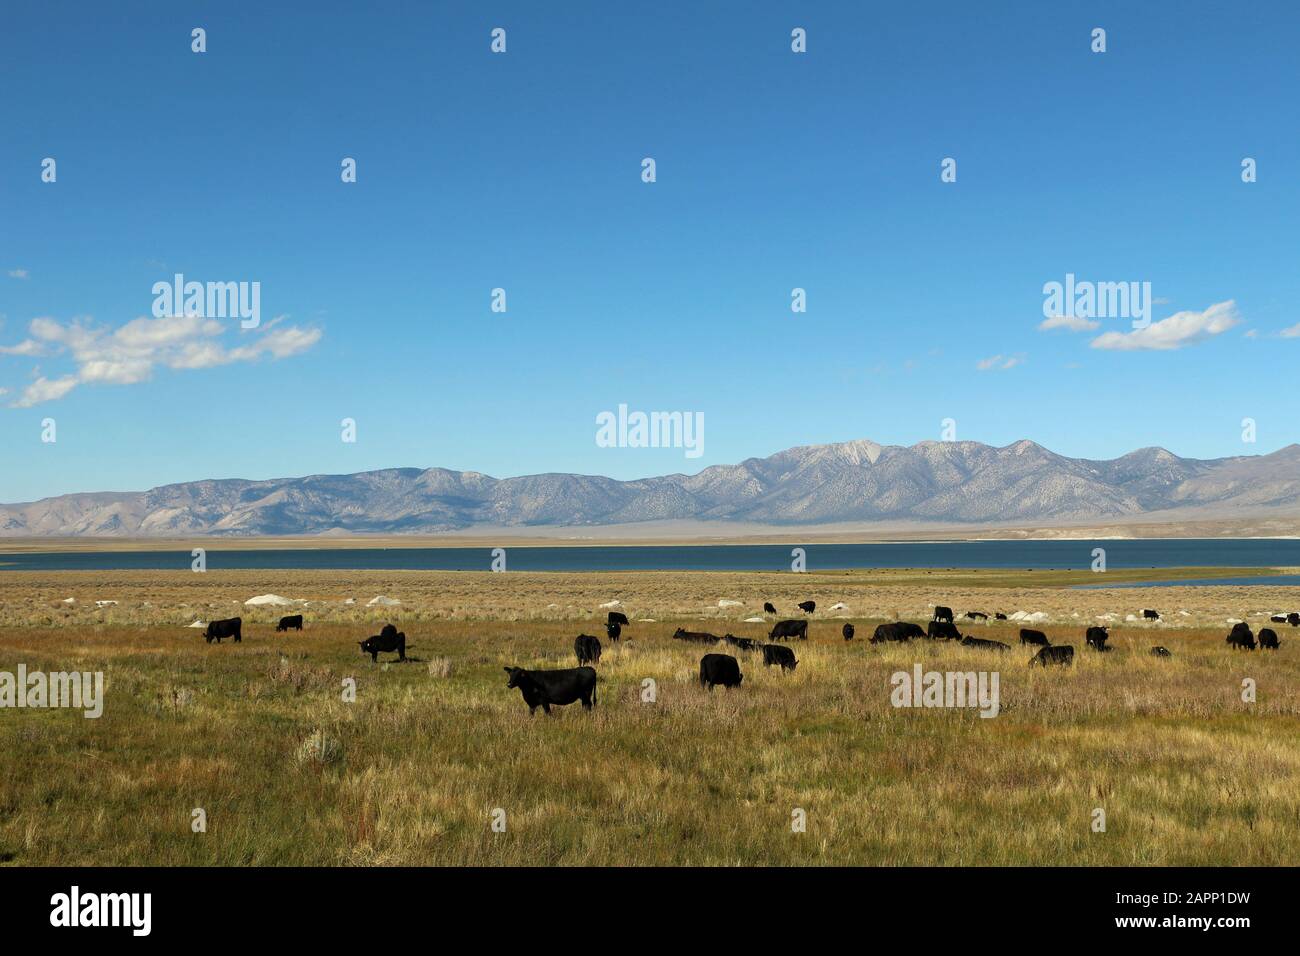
xmin=2 ymin=1 xmax=1298 ymax=502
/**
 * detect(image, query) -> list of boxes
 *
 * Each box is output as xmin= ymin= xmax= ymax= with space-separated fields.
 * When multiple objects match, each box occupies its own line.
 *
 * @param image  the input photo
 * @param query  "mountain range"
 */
xmin=2 ymin=439 xmax=1299 ymax=537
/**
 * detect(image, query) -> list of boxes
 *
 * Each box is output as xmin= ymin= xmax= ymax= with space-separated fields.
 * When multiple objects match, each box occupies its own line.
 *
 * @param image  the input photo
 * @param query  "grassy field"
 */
xmin=1 ymin=569 xmax=1298 ymax=866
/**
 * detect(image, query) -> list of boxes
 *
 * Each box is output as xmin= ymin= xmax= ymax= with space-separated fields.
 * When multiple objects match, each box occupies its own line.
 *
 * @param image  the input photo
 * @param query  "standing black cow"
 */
xmin=797 ymin=601 xmax=816 ymax=614
xmin=275 ymin=614 xmax=303 ymax=632
xmin=769 ymin=620 xmax=808 ymax=641
xmin=1270 ymin=615 xmax=1289 ymax=624
xmin=763 ymin=602 xmax=777 ymax=615
xmin=932 ymin=605 xmax=954 ymax=623
xmin=1258 ymin=628 xmax=1280 ymax=650
xmin=761 ymin=644 xmax=797 ymax=672
xmin=927 ymin=620 xmax=962 ymax=641
xmin=964 ymin=611 xmax=989 ymax=621
xmin=604 ymin=621 xmax=622 ymax=642
xmin=842 ymin=623 xmax=855 ymax=641
xmin=700 ymin=654 xmax=743 ymax=691
xmin=504 ymin=666 xmax=597 ymax=714
xmin=204 ymin=617 xmax=242 ymax=644
xmin=673 ymin=627 xmax=720 ymax=645
xmin=1288 ymin=613 xmax=1300 ymax=627
xmin=1226 ymin=622 xmax=1256 ymax=650
xmin=871 ymin=622 xmax=923 ymax=643
xmin=359 ymin=630 xmax=407 ymax=662
xmin=1029 ymin=645 xmax=1074 ymax=667
xmin=607 ymin=611 xmax=629 ymax=627
xmin=1085 ymin=626 xmax=1110 ymax=651
xmin=1019 ymin=628 xmax=1050 ymax=646
xmin=723 ymin=634 xmax=758 ymax=651
xmin=1142 ymin=609 xmax=1160 ymax=620
xmin=574 ymin=634 xmax=602 ymax=665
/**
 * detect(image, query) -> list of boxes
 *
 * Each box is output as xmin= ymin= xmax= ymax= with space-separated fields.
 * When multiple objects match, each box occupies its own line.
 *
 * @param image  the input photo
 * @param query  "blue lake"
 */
xmin=1 ymin=538 xmax=1300 ymax=577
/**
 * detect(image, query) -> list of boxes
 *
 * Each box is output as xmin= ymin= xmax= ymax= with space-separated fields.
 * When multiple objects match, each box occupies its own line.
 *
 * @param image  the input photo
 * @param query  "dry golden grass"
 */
xmin=0 ymin=569 xmax=1297 ymax=866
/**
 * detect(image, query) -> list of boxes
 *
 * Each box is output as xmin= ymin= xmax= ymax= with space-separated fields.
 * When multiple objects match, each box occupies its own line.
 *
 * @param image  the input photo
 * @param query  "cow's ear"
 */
xmin=503 ymin=667 xmax=513 ymax=674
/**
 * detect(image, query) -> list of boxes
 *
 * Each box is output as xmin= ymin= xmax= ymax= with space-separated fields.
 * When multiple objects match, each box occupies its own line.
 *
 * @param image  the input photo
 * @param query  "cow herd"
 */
xmin=196 ymin=600 xmax=1292 ymax=717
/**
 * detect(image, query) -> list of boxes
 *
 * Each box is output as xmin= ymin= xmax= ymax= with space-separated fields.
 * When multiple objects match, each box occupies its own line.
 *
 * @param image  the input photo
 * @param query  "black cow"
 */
xmin=926 ymin=620 xmax=962 ymax=641
xmin=871 ymin=621 xmax=923 ymax=643
xmin=204 ymin=617 xmax=242 ymax=644
xmin=995 ymin=613 xmax=1008 ymax=620
xmin=358 ymin=630 xmax=407 ymax=662
xmin=797 ymin=601 xmax=816 ymax=614
xmin=761 ymin=644 xmax=797 ymax=672
xmin=1270 ymin=615 xmax=1288 ymax=624
xmin=504 ymin=666 xmax=597 ymax=714
xmin=1019 ymin=628 xmax=1050 ymax=646
xmin=961 ymin=636 xmax=1009 ymax=651
xmin=723 ymin=634 xmax=758 ymax=651
xmin=1142 ymin=609 xmax=1160 ymax=620
xmin=1258 ymin=628 xmax=1280 ymax=650
xmin=1289 ymin=613 xmax=1300 ymax=627
xmin=574 ymin=634 xmax=602 ymax=665
xmin=673 ymin=627 xmax=720 ymax=645
xmin=964 ymin=611 xmax=988 ymax=621
xmin=700 ymin=654 xmax=743 ymax=691
xmin=607 ymin=611 xmax=629 ymax=627
xmin=1029 ymin=645 xmax=1074 ymax=667
xmin=1150 ymin=646 xmax=1172 ymax=657
xmin=605 ymin=621 xmax=622 ymax=642
xmin=1226 ymin=623 xmax=1256 ymax=650
xmin=1085 ymin=626 xmax=1110 ymax=651
xmin=763 ymin=602 xmax=777 ymax=615
xmin=769 ymin=619 xmax=808 ymax=641
xmin=842 ymin=623 xmax=855 ymax=641
xmin=933 ymin=605 xmax=954 ymax=623
xmin=275 ymin=614 xmax=303 ymax=632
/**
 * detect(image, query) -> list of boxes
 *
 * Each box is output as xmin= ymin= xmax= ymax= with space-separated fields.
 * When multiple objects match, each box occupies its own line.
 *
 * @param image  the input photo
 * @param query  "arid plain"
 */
xmin=2 ymin=566 xmax=1298 ymax=865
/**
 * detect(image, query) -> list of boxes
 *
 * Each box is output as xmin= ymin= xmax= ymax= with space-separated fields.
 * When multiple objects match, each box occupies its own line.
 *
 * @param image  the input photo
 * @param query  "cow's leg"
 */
xmin=542 ymin=702 xmax=552 ymax=715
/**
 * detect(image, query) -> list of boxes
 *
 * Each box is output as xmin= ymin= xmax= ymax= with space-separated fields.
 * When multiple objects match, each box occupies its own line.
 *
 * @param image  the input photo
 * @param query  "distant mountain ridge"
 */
xmin=3 ymin=439 xmax=1299 ymax=537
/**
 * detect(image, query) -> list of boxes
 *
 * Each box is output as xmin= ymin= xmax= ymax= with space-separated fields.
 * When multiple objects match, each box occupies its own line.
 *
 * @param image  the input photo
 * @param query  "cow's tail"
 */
xmin=592 ymin=674 xmax=598 ymax=708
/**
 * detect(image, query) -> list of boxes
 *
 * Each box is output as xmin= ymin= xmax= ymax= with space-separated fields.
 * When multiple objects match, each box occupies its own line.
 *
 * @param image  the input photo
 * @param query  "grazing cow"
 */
xmin=1289 ymin=613 xmax=1300 ymax=627
xmin=1019 ymin=628 xmax=1050 ymax=646
xmin=870 ymin=622 xmax=923 ymax=644
xmin=358 ymin=630 xmax=407 ymax=662
xmin=699 ymin=653 xmax=743 ymax=691
xmin=933 ymin=605 xmax=954 ymax=623
xmin=797 ymin=601 xmax=816 ymax=614
xmin=1029 ymin=645 xmax=1074 ymax=667
xmin=275 ymin=614 xmax=303 ymax=632
xmin=926 ymin=620 xmax=962 ymax=641
xmin=1270 ymin=615 xmax=1288 ymax=624
xmin=1258 ymin=628 xmax=1280 ymax=650
xmin=673 ymin=627 xmax=720 ymax=645
xmin=204 ymin=617 xmax=242 ymax=644
xmin=964 ymin=611 xmax=988 ymax=621
xmin=761 ymin=644 xmax=798 ymax=672
xmin=842 ymin=623 xmax=855 ymax=641
xmin=1085 ymin=626 xmax=1110 ymax=652
xmin=960 ymin=636 xmax=1009 ymax=651
xmin=723 ymin=634 xmax=758 ymax=652
xmin=605 ymin=621 xmax=622 ymax=642
xmin=504 ymin=666 xmax=597 ymax=714
xmin=1226 ymin=622 xmax=1256 ymax=651
xmin=1150 ymin=646 xmax=1172 ymax=657
xmin=769 ymin=619 xmax=808 ymax=641
xmin=1142 ymin=609 xmax=1160 ymax=620
xmin=574 ymin=634 xmax=602 ymax=665
xmin=763 ymin=602 xmax=777 ymax=615
xmin=994 ymin=613 xmax=1008 ymax=621
xmin=608 ymin=611 xmax=630 ymax=627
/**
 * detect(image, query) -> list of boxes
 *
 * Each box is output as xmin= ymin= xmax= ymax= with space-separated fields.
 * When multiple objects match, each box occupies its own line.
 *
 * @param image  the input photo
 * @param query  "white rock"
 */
xmin=637 ymin=618 xmax=656 ymax=623
xmin=367 ymin=595 xmax=401 ymax=607
xmin=61 ymin=597 xmax=75 ymax=604
xmin=1226 ymin=618 xmax=1243 ymax=624
xmin=186 ymin=620 xmax=207 ymax=628
xmin=599 ymin=600 xmax=622 ymax=609
xmin=718 ymin=599 xmax=744 ymax=608
xmin=343 ymin=598 xmax=356 ymax=605
xmin=829 ymin=602 xmax=849 ymax=611
xmin=743 ymin=616 xmax=767 ymax=623
xmin=245 ymin=594 xmax=294 ymax=607
xmin=95 ymin=600 xmax=118 ymax=607
xmin=1125 ymin=614 xmax=1138 ymax=622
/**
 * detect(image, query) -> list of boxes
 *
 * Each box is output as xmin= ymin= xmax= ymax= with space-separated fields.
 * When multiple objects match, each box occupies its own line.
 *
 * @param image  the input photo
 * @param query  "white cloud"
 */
xmin=1280 ymin=323 xmax=1300 ymax=339
xmin=1038 ymin=314 xmax=1099 ymax=332
xmin=1089 ymin=300 xmax=1240 ymax=352
xmin=977 ymin=353 xmax=1024 ymax=371
xmin=7 ymin=269 xmax=29 ymax=279
xmin=3 ymin=313 xmax=321 ymax=407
